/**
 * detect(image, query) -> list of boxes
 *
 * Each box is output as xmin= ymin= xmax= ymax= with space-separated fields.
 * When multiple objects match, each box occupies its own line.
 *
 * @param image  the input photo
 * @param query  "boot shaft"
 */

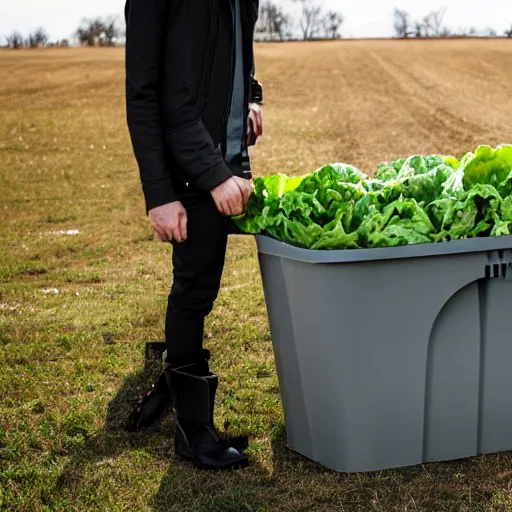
xmin=166 ymin=359 xmax=218 ymax=425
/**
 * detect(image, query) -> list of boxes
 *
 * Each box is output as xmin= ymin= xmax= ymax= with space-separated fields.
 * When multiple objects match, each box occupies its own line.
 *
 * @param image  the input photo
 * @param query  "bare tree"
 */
xmin=393 ymin=9 xmax=413 ymax=38
xmin=505 ymin=25 xmax=512 ymax=38
xmin=486 ymin=27 xmax=497 ymax=37
xmin=76 ymin=16 xmax=119 ymax=47
xmin=77 ymin=18 xmax=101 ymax=46
xmin=294 ymin=0 xmax=323 ymax=40
xmin=6 ymin=31 xmax=24 ymax=49
xmin=256 ymin=1 xmax=292 ymax=41
xmin=423 ymin=7 xmax=447 ymax=37
xmin=28 ymin=27 xmax=49 ymax=48
xmin=322 ymin=11 xmax=344 ymax=39
xmin=469 ymin=27 xmax=478 ymax=36
xmin=102 ymin=16 xmax=119 ymax=46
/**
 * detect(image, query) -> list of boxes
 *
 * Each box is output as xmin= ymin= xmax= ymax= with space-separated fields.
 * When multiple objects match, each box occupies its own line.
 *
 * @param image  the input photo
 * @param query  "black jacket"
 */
xmin=125 ymin=0 xmax=263 ymax=213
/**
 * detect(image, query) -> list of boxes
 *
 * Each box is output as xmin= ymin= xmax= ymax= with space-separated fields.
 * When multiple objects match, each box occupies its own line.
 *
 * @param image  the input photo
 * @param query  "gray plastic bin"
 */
xmin=256 ymin=234 xmax=512 ymax=473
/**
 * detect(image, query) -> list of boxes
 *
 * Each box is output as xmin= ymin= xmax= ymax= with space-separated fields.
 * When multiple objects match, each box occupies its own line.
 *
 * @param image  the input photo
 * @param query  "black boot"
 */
xmin=166 ymin=360 xmax=249 ymax=470
xmin=127 ymin=373 xmax=173 ymax=432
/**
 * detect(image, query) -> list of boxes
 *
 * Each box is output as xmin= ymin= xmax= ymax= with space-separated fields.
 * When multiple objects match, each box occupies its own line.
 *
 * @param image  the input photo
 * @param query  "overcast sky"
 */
xmin=2 ymin=0 xmax=512 ymax=41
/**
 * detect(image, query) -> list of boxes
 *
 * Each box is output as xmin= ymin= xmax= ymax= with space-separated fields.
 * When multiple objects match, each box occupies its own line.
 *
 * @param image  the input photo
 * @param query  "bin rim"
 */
xmin=255 ymin=234 xmax=512 ymax=264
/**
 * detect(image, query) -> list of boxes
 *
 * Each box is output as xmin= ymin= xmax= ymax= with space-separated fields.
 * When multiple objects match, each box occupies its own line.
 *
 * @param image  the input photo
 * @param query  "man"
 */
xmin=124 ymin=0 xmax=263 ymax=471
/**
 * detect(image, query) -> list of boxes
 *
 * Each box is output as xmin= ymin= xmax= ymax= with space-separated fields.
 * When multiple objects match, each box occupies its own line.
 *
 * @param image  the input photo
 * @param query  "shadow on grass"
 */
xmin=49 ymin=346 xmax=173 ymax=501
xmin=152 ymin=421 xmax=503 ymax=512
xmin=151 ymin=439 xmax=270 ymax=512
xmin=150 ymin=421 xmax=333 ymax=512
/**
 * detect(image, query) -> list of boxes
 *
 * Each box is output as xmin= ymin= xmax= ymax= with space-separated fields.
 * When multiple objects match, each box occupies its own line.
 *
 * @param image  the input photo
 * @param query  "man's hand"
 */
xmin=234 ymin=176 xmax=253 ymax=208
xmin=248 ymin=103 xmax=263 ymax=145
xmin=148 ymin=201 xmax=188 ymax=243
xmin=211 ymin=176 xmax=253 ymax=217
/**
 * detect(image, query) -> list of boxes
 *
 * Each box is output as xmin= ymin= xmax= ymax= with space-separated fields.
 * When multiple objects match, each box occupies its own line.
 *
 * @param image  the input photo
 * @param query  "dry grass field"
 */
xmin=2 ymin=39 xmax=512 ymax=511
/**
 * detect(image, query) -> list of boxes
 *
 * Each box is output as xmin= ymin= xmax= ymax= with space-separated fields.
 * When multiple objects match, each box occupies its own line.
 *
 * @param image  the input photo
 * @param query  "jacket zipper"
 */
xmin=195 ymin=0 xmax=219 ymax=118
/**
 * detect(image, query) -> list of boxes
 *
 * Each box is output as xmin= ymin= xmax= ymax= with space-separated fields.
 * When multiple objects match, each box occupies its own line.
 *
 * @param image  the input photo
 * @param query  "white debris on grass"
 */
xmin=94 ymin=458 xmax=115 ymax=467
xmin=45 ymin=230 xmax=80 ymax=236
xmin=0 ymin=303 xmax=20 ymax=312
xmin=41 ymin=288 xmax=59 ymax=295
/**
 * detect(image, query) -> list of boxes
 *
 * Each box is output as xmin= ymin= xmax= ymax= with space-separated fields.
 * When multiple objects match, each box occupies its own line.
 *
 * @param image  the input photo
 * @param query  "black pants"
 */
xmin=164 ymin=192 xmax=240 ymax=367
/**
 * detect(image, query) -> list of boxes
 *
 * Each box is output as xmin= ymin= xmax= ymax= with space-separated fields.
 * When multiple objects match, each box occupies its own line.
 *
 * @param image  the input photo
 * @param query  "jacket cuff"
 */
xmin=195 ymin=159 xmax=234 ymax=192
xmin=142 ymin=178 xmax=179 ymax=215
xmin=164 ymin=119 xmax=234 ymax=192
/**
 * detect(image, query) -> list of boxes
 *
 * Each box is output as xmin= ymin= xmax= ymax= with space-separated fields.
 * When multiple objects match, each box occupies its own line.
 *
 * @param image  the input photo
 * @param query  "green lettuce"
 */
xmin=234 ymin=144 xmax=512 ymax=250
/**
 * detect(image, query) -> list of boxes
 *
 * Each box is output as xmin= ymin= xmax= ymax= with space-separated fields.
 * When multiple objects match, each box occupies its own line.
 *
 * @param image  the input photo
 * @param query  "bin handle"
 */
xmin=486 ymin=250 xmax=512 ymax=280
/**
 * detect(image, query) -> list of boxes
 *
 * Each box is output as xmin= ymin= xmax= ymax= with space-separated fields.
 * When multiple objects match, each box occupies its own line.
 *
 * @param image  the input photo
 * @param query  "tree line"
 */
xmin=4 ymin=5 xmax=512 ymax=49
xmin=257 ymin=2 xmax=512 ymax=41
xmin=4 ymin=16 xmax=121 ymax=49
xmin=393 ymin=7 xmax=512 ymax=39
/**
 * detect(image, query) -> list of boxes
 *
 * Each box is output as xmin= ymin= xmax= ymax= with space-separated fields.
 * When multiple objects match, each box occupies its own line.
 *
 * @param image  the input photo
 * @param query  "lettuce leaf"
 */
xmin=463 ymin=145 xmax=512 ymax=191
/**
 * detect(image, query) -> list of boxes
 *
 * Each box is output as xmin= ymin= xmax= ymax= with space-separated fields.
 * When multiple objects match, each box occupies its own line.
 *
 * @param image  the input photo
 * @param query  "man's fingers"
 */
xmin=226 ymin=190 xmax=241 ymax=217
xmin=213 ymin=197 xmax=226 ymax=216
xmin=244 ymin=182 xmax=253 ymax=205
xmin=179 ymin=212 xmax=188 ymax=241
xmin=234 ymin=185 xmax=246 ymax=215
xmin=249 ymin=106 xmax=263 ymax=138
xmin=253 ymin=110 xmax=262 ymax=137
xmin=211 ymin=178 xmax=248 ymax=216
xmin=170 ymin=213 xmax=188 ymax=243
xmin=231 ymin=195 xmax=244 ymax=216
xmin=225 ymin=197 xmax=236 ymax=217
xmin=148 ymin=201 xmax=189 ymax=243
xmin=171 ymin=225 xmax=182 ymax=243
xmin=240 ymin=185 xmax=251 ymax=206
xmin=234 ymin=178 xmax=252 ymax=207
xmin=163 ymin=224 xmax=176 ymax=243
